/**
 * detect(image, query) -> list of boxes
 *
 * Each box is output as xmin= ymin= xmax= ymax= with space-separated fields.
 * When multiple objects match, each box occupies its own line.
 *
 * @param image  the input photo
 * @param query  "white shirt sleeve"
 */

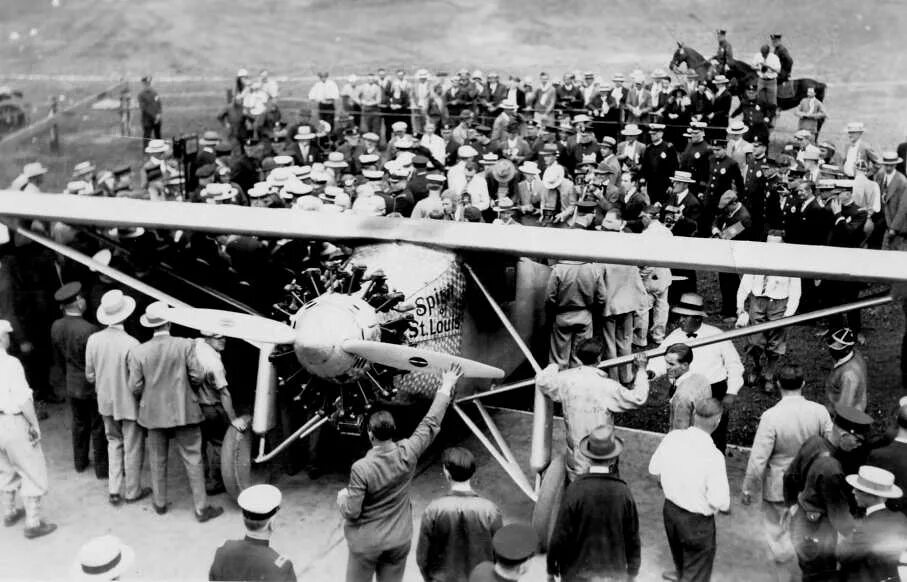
xmin=721 ymin=341 xmax=745 ymax=395
xmin=785 ymin=278 xmax=801 ymax=316
xmin=705 ymin=450 xmax=731 ymax=512
xmin=648 ymin=435 xmax=666 ymax=477
xmin=534 ymin=364 xmax=564 ymax=403
xmin=737 ymin=275 xmax=753 ymax=313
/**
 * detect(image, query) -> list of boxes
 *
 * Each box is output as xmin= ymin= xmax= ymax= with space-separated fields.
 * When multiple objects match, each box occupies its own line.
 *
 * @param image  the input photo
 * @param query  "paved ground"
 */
xmin=0 ymin=405 xmax=769 ymax=581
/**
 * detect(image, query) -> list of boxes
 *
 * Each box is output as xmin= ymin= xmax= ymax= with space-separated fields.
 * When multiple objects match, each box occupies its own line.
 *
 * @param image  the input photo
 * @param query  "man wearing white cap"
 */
xmin=209 ymin=484 xmax=296 ymax=581
xmin=85 ymin=291 xmax=150 ymax=506
xmin=127 ymin=302 xmax=222 ymax=522
xmin=0 ymin=319 xmax=56 ymax=539
xmin=838 ymin=466 xmax=907 ymax=582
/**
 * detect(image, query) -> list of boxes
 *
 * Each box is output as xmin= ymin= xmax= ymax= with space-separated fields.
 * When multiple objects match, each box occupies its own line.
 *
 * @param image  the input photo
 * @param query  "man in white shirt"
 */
xmin=648 ymin=293 xmax=744 ymax=453
xmin=842 ymin=122 xmax=877 ymax=177
xmin=308 ymin=72 xmax=340 ymax=126
xmin=650 ymin=397 xmax=729 ymax=582
xmin=446 ymin=145 xmax=479 ymax=196
xmin=753 ymin=44 xmax=781 ymax=111
xmin=0 ymin=319 xmax=56 ymax=539
xmin=735 ymin=231 xmax=801 ymax=391
xmin=741 ymin=364 xmax=831 ymax=581
xmin=536 ymin=340 xmax=649 ymax=481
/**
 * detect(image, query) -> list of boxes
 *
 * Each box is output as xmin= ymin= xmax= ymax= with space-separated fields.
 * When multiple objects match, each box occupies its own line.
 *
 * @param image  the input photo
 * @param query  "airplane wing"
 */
xmin=0 ymin=191 xmax=902 ymax=283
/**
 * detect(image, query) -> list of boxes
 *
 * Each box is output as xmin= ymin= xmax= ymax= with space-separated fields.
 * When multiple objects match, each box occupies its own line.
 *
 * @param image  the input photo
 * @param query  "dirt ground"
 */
xmin=1 ymin=0 xmax=907 ymax=579
xmin=0 ymin=405 xmax=770 ymax=581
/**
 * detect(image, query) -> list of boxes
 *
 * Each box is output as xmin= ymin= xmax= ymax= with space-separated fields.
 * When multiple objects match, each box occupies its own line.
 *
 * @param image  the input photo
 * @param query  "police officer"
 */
xmin=783 ymin=404 xmax=872 ymax=581
xmin=468 ymin=523 xmax=537 ymax=581
xmin=744 ymin=136 xmax=771 ymax=239
xmin=703 ymin=139 xmax=744 ymax=236
xmin=0 ymin=319 xmax=56 ymax=539
xmin=732 ymin=84 xmax=772 ymax=144
xmin=209 ymin=484 xmax=296 ymax=582
xmin=678 ymin=121 xmax=710 ymax=193
xmin=640 ymin=122 xmax=679 ymax=205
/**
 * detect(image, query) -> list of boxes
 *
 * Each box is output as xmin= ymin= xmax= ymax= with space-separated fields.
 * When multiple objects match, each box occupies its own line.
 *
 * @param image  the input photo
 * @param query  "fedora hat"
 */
xmin=71 ymin=535 xmax=135 ymax=581
xmin=672 ymin=292 xmax=707 ymax=317
xmin=198 ymin=130 xmax=221 ymax=145
xmin=845 ymin=121 xmax=865 ymax=133
xmin=880 ymin=151 xmax=904 ymax=165
xmin=96 ymin=290 xmax=136 ymax=326
xmin=846 ymin=466 xmax=903 ymax=499
xmin=579 ymin=424 xmax=623 ymax=461
xmin=713 ymin=75 xmax=729 ymax=84
xmin=144 ymin=139 xmax=169 ymax=155
xmin=22 ymin=162 xmax=48 ymax=179
xmin=139 ymin=301 xmax=171 ymax=328
xmin=491 ymin=159 xmax=516 ymax=183
xmin=72 ymin=161 xmax=96 ymax=177
xmin=727 ymin=120 xmax=748 ymax=135
xmin=669 ymin=170 xmax=695 ymax=184
xmin=492 ymin=196 xmax=516 ymax=213
xmin=294 ymin=125 xmax=316 ymax=141
xmin=542 ymin=165 xmax=565 ymax=190
xmin=621 ymin=124 xmax=642 ymax=136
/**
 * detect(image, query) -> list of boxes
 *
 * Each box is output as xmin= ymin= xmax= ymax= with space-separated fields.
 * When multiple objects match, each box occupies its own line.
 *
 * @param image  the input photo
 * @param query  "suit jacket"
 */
xmin=869 ymin=440 xmax=907 ymax=516
xmin=795 ymin=97 xmax=826 ymax=134
xmin=838 ymin=509 xmax=907 ymax=582
xmin=640 ymin=141 xmax=679 ymax=203
xmin=209 ymin=537 xmax=296 ymax=582
xmin=713 ymin=204 xmax=754 ymax=240
xmin=710 ymin=89 xmax=732 ymax=127
xmin=340 ymin=390 xmax=450 ymax=553
xmin=825 ymin=351 xmax=868 ymax=413
xmin=616 ymin=141 xmax=646 ymax=168
xmin=671 ymin=190 xmax=703 ymax=237
xmin=897 ymin=141 xmax=907 ymax=175
xmin=50 ymin=314 xmax=100 ymax=399
xmin=876 ymin=169 xmax=907 ymax=234
xmin=828 ymin=203 xmax=869 ymax=248
xmin=86 ymin=326 xmax=141 ymax=420
xmin=620 ymin=190 xmax=650 ymax=233
xmin=547 ymin=472 xmax=641 ymax=581
xmin=601 ymin=263 xmax=648 ymax=316
xmin=742 ymin=395 xmax=832 ymax=502
xmin=787 ymin=198 xmax=833 ymax=245
xmin=128 ymin=333 xmax=205 ymax=429
xmin=624 ymin=85 xmax=652 ymax=123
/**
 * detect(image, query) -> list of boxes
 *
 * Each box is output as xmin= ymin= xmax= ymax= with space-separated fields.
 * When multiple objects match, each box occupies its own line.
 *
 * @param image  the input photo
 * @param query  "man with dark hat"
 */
xmin=824 ymin=328 xmax=868 ymax=414
xmin=50 ymin=282 xmax=107 ymax=477
xmin=744 ymin=136 xmax=772 ymax=238
xmin=548 ymin=424 xmax=641 ymax=582
xmin=650 ymin=398 xmax=729 ymax=582
xmin=770 ymin=34 xmax=793 ymax=85
xmin=679 ymin=121 xmax=711 ymax=189
xmin=127 ymin=302 xmax=223 ymax=522
xmin=209 ymin=484 xmax=296 ymax=581
xmin=137 ymin=75 xmax=162 ymax=142
xmin=704 ymin=140 xmax=744 ymax=232
xmin=783 ymin=403 xmax=873 ymax=581
xmin=648 ymin=293 xmax=744 ymax=454
xmin=468 ymin=524 xmax=537 ymax=582
xmin=713 ymin=29 xmax=734 ymax=72
xmin=640 ymin=122 xmax=679 ymax=205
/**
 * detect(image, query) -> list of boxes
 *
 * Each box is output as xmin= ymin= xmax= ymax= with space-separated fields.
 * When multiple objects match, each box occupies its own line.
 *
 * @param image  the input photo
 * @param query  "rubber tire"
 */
xmin=221 ymin=425 xmax=268 ymax=502
xmin=530 ymin=454 xmax=567 ymax=553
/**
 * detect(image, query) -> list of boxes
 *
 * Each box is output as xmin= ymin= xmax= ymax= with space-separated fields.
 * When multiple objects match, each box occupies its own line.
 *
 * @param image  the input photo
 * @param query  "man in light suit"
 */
xmin=127 ymin=302 xmax=223 ymax=522
xmin=876 ymin=151 xmax=907 ymax=251
xmin=616 ymin=124 xmax=646 ymax=172
xmin=741 ymin=364 xmax=831 ymax=582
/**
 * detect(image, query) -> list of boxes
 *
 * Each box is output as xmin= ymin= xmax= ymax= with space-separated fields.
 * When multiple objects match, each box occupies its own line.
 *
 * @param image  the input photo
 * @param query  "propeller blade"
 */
xmin=341 ymin=339 xmax=505 ymax=379
xmin=158 ymin=306 xmax=296 ymax=345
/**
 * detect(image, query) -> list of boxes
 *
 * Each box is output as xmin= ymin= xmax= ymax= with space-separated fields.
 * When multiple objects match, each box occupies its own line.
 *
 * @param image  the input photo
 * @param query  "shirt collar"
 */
xmin=449 ymin=482 xmax=476 ymax=495
xmin=834 ymin=352 xmax=854 ymax=368
xmin=152 ymin=329 xmax=171 ymax=337
xmin=866 ymin=503 xmax=887 ymax=516
xmin=895 ymin=435 xmax=907 ymax=444
xmin=588 ymin=466 xmax=611 ymax=474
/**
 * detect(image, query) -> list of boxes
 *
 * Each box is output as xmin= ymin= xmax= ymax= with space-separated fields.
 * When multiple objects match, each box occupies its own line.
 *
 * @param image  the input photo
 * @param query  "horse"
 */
xmin=669 ymin=42 xmax=827 ymax=112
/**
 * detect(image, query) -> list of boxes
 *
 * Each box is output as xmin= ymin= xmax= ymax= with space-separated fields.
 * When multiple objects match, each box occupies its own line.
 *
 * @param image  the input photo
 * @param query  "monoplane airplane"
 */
xmin=0 ymin=191 xmax=903 ymax=548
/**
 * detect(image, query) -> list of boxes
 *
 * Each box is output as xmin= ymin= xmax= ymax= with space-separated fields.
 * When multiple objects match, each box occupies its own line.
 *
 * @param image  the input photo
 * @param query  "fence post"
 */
xmin=226 ymin=88 xmax=233 ymax=105
xmin=119 ymin=87 xmax=131 ymax=137
xmin=49 ymin=96 xmax=60 ymax=153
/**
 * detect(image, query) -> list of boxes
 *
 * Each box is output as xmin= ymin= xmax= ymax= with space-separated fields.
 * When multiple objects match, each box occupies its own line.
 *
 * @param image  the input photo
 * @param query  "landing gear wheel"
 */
xmin=220 ymin=426 xmax=273 ymax=502
xmin=530 ymin=454 xmax=566 ymax=553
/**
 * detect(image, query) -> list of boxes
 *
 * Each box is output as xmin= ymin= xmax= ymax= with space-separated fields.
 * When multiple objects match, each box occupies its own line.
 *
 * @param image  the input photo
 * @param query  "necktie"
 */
xmin=760 ymin=276 xmax=768 ymax=296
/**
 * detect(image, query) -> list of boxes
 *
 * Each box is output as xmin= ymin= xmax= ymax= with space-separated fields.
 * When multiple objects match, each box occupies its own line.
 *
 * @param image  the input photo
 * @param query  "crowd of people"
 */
xmin=3 ymin=30 xmax=907 ymax=582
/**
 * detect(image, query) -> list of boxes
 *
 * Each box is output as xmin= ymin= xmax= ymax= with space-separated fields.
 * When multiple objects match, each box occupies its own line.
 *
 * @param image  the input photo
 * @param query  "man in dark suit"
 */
xmin=838 ymin=466 xmax=907 ymax=582
xmin=876 ymin=151 xmax=907 ymax=252
xmin=666 ymin=171 xmax=701 ymax=299
xmin=339 ymin=365 xmax=463 ymax=582
xmin=704 ymin=140 xmax=744 ymax=234
xmin=209 ymin=484 xmax=296 ymax=581
xmin=868 ymin=404 xmax=907 ymax=516
xmin=49 ymin=282 xmax=106 ymax=477
xmin=127 ymin=302 xmax=223 ymax=521
xmin=711 ymin=191 xmax=753 ymax=318
xmin=679 ymin=122 xmax=711 ymax=191
xmin=706 ymin=76 xmax=732 ymax=141
xmin=826 ymin=186 xmax=870 ymax=334
xmin=744 ymin=136 xmax=771 ymax=239
xmin=640 ymin=123 xmax=679 ymax=205
xmin=785 ymin=180 xmax=834 ymax=310
xmin=548 ymin=424 xmax=641 ymax=582
xmin=137 ymin=75 xmax=162 ymax=142
xmin=770 ymin=34 xmax=793 ymax=84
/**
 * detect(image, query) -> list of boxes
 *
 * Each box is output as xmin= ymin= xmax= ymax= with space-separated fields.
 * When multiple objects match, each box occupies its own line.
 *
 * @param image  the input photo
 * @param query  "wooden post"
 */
xmin=226 ymin=88 xmax=233 ymax=104
xmin=119 ymin=88 xmax=131 ymax=137
xmin=49 ymin=96 xmax=60 ymax=153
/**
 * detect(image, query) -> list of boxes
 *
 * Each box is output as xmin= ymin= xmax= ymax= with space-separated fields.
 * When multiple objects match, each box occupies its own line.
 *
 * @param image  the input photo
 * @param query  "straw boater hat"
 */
xmin=480 ymin=153 xmax=499 ymax=166
xmin=518 ymin=161 xmax=541 ymax=175
xmin=713 ymin=75 xmax=729 ymax=85
xmin=669 ymin=170 xmax=696 ymax=184
xmin=727 ymin=120 xmax=748 ymax=135
xmin=139 ymin=301 xmax=170 ymax=328
xmin=294 ymin=125 xmax=316 ymax=141
xmin=22 ymin=162 xmax=48 ymax=179
xmin=492 ymin=196 xmax=516 ymax=213
xmin=324 ymin=152 xmax=349 ymax=169
xmin=845 ymin=121 xmax=865 ymax=134
xmin=672 ymin=292 xmax=708 ymax=317
xmin=144 ymin=139 xmax=169 ymax=155
xmin=272 ymin=155 xmax=294 ymax=167
xmin=880 ymin=151 xmax=904 ymax=165
xmin=846 ymin=466 xmax=903 ymax=499
xmin=71 ymin=535 xmax=135 ymax=581
xmin=72 ymin=161 xmax=96 ymax=177
xmin=579 ymin=424 xmax=623 ymax=461
xmin=621 ymin=124 xmax=642 ymax=136
xmin=96 ymin=290 xmax=136 ymax=326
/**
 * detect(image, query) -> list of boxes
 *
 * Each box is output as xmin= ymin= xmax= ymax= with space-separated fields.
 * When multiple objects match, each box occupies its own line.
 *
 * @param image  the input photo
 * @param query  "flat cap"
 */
xmin=54 ymin=282 xmax=83 ymax=304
